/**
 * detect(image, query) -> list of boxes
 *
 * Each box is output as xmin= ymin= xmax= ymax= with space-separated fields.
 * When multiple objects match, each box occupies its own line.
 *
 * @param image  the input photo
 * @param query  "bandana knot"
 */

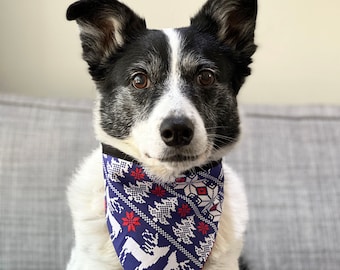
xmin=103 ymin=152 xmax=224 ymax=270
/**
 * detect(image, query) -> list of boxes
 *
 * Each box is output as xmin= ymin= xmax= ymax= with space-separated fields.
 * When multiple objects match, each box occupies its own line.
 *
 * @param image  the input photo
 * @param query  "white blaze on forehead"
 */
xmin=159 ymin=28 xmax=197 ymax=122
xmin=161 ymin=28 xmax=189 ymax=118
xmin=162 ymin=28 xmax=182 ymax=87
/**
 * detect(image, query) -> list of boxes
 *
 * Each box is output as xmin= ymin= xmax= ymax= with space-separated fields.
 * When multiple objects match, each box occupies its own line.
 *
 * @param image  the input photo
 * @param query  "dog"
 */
xmin=66 ymin=0 xmax=257 ymax=269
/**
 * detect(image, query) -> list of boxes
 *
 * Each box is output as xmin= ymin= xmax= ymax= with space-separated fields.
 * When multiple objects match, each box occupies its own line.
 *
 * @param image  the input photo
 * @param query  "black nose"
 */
xmin=160 ymin=117 xmax=194 ymax=147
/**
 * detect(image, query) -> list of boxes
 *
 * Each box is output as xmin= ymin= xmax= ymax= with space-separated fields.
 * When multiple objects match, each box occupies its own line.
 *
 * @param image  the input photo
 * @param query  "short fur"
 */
xmin=66 ymin=0 xmax=257 ymax=269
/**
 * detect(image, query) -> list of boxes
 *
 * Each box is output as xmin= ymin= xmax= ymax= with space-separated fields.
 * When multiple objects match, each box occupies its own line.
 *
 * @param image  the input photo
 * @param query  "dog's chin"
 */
xmin=140 ymin=149 xmax=214 ymax=182
xmin=144 ymin=143 xmax=236 ymax=182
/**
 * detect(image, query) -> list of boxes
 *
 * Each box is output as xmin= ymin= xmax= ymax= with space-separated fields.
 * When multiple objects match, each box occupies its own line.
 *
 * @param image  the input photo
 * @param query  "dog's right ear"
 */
xmin=191 ymin=0 xmax=257 ymax=57
xmin=67 ymin=0 xmax=146 ymax=79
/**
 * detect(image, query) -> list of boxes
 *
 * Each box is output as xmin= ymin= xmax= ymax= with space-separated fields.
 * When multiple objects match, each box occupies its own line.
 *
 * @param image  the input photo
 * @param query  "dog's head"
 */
xmin=67 ymin=0 xmax=257 ymax=179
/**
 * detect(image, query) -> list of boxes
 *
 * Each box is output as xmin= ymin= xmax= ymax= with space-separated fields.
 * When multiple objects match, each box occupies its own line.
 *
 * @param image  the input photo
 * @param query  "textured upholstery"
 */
xmin=227 ymin=106 xmax=340 ymax=270
xmin=1 ymin=94 xmax=339 ymax=270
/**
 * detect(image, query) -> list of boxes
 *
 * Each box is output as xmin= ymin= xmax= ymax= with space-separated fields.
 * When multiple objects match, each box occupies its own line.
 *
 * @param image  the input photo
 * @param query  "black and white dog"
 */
xmin=66 ymin=0 xmax=256 ymax=269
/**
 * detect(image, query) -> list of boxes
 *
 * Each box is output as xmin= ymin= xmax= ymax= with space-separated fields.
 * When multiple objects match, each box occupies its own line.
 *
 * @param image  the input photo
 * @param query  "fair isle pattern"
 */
xmin=103 ymin=154 xmax=224 ymax=270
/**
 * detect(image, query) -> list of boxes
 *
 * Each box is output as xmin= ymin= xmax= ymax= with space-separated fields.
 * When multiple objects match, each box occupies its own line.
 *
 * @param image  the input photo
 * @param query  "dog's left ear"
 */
xmin=191 ymin=0 xmax=257 ymax=57
xmin=191 ymin=0 xmax=257 ymax=93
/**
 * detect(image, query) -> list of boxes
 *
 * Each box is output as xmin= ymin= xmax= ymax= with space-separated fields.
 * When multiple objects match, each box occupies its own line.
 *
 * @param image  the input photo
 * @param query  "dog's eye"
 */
xmin=197 ymin=70 xmax=216 ymax=87
xmin=132 ymin=73 xmax=150 ymax=89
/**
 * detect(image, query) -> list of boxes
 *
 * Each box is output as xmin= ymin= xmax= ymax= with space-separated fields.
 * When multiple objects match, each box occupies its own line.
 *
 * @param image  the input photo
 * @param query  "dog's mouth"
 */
xmin=145 ymin=146 xmax=212 ymax=167
xmin=145 ymin=152 xmax=199 ymax=163
xmin=159 ymin=154 xmax=199 ymax=163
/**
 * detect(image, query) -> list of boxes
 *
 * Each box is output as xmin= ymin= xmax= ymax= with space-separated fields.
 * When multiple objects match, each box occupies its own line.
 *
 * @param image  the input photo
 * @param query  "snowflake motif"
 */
xmin=130 ymin=167 xmax=145 ymax=181
xmin=178 ymin=203 xmax=191 ymax=217
xmin=197 ymin=221 xmax=209 ymax=235
xmin=151 ymin=185 xmax=166 ymax=197
xmin=122 ymin=211 xmax=141 ymax=232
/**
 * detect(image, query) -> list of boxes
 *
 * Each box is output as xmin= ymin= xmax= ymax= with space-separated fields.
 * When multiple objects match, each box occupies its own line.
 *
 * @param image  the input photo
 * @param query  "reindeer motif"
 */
xmin=119 ymin=230 xmax=170 ymax=270
xmin=105 ymin=188 xmax=123 ymax=241
xmin=163 ymin=251 xmax=191 ymax=270
xmin=107 ymin=211 xmax=122 ymax=241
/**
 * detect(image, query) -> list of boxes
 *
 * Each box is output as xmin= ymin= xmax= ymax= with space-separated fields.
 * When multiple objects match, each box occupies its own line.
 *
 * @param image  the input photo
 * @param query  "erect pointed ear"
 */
xmin=191 ymin=0 xmax=257 ymax=58
xmin=67 ymin=0 xmax=146 ymax=80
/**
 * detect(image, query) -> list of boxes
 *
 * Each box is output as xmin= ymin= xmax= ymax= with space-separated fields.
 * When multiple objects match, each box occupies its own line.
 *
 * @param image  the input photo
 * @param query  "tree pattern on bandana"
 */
xmin=103 ymin=153 xmax=224 ymax=270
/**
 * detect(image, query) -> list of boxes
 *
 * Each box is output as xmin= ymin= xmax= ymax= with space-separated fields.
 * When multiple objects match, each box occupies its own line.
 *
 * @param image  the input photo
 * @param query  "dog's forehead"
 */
xmin=114 ymin=27 xmax=228 ymax=86
xmin=117 ymin=28 xmax=194 ymax=77
xmin=140 ymin=28 xmax=220 ymax=73
xmin=126 ymin=28 xmax=180 ymax=64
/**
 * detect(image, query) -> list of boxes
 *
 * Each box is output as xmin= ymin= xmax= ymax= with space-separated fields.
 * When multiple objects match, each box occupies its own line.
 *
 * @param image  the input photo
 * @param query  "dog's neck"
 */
xmin=102 ymin=147 xmax=225 ymax=269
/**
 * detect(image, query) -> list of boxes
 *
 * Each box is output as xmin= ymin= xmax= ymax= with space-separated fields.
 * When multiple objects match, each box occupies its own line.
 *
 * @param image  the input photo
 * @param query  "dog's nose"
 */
xmin=160 ymin=117 xmax=194 ymax=147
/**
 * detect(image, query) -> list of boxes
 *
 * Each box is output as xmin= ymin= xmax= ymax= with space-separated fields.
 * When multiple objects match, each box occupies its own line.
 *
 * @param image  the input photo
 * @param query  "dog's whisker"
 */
xmin=207 ymin=134 xmax=239 ymax=144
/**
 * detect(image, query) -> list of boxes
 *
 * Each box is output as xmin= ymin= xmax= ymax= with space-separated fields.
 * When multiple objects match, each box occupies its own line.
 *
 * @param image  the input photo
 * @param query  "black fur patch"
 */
xmin=98 ymin=30 xmax=170 ymax=138
xmin=191 ymin=0 xmax=257 ymax=93
xmin=175 ymin=27 xmax=241 ymax=150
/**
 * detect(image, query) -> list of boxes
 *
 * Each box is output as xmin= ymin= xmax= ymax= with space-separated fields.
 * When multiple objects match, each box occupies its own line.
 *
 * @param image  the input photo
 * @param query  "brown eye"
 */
xmin=132 ymin=73 xmax=150 ymax=89
xmin=197 ymin=70 xmax=215 ymax=87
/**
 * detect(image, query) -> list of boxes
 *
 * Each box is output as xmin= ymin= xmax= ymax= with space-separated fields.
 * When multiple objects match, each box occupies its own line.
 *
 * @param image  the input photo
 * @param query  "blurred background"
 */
xmin=0 ymin=0 xmax=339 ymax=104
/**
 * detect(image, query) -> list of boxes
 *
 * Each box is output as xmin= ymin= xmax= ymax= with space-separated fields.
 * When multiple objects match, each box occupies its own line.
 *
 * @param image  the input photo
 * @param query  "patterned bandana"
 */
xmin=102 ymin=148 xmax=224 ymax=270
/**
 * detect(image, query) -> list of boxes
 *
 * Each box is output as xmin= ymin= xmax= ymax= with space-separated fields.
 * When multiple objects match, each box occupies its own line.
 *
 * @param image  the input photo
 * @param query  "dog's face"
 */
xmin=67 ymin=0 xmax=257 ymax=179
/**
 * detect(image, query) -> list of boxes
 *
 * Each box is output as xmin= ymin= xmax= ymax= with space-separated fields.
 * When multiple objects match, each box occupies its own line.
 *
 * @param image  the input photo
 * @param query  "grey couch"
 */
xmin=1 ymin=94 xmax=339 ymax=270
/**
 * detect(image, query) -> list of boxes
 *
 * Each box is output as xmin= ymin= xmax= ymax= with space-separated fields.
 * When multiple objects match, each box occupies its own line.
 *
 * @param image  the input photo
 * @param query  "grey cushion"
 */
xmin=0 ymin=94 xmax=339 ymax=270
xmin=0 ymin=95 xmax=97 ymax=270
xmin=227 ymin=106 xmax=340 ymax=270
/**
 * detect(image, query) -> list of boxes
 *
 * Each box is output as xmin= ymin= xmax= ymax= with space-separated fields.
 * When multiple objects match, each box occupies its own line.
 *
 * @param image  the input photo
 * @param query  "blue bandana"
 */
xmin=103 ymin=149 xmax=224 ymax=270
